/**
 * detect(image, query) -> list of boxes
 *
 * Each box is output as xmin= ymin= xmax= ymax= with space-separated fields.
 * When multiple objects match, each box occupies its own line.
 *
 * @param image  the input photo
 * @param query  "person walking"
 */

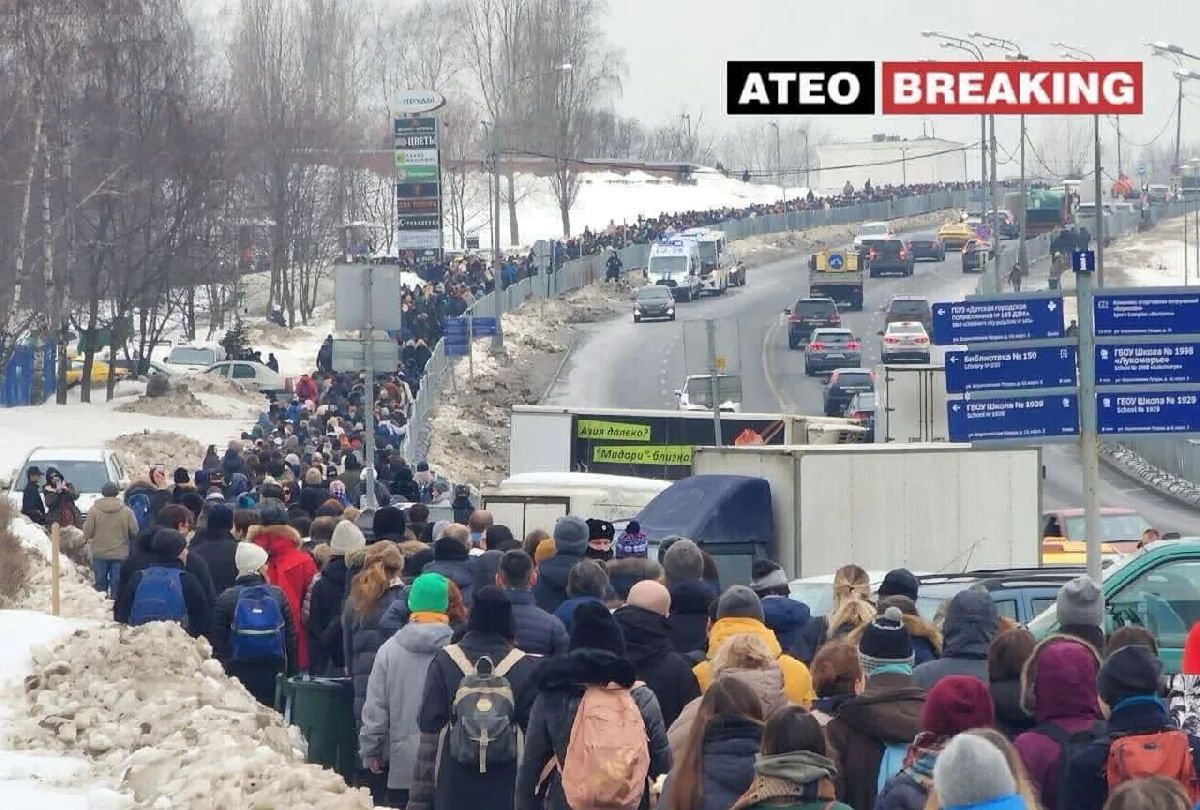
xmin=930 ymin=733 xmax=1028 ymax=810
xmin=496 ymin=549 xmax=569 ymax=657
xmin=21 ymin=466 xmax=46 ymax=525
xmin=343 ymin=541 xmax=406 ymax=727
xmin=615 ymin=580 xmax=700 ymax=729
xmin=731 ymin=705 xmax=853 ymax=810
xmin=304 ymin=519 xmax=365 ymax=675
xmin=188 ymin=504 xmax=239 ymax=594
xmin=82 ymin=481 xmax=139 ymax=598
xmin=1008 ymin=261 xmax=1023 ymax=292
xmin=988 ymin=627 xmax=1036 ymax=740
xmin=249 ymin=504 xmax=318 ymax=670
xmin=532 ymin=516 xmax=589 ymax=614
xmin=810 ymin=641 xmax=864 ymax=727
xmin=663 ymin=538 xmax=716 ymax=657
xmin=795 ymin=564 xmax=875 ymax=664
xmin=114 ymin=529 xmax=211 ymax=636
xmin=751 ymin=560 xmax=812 ymax=656
xmin=913 ymin=589 xmax=998 ymax=689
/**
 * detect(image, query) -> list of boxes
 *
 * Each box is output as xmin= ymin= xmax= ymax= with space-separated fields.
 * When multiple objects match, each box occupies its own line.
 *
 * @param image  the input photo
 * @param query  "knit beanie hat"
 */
xmin=1099 ymin=644 xmax=1164 ymax=708
xmin=553 ymin=516 xmax=589 ymax=556
xmin=373 ymin=505 xmax=406 ymax=539
xmin=408 ymin=572 xmax=450 ymax=614
xmin=534 ymin=538 xmax=556 ymax=564
xmin=933 ymin=733 xmax=1017 ymax=809
xmin=235 ymin=542 xmax=269 ymax=578
xmin=570 ymin=600 xmax=626 ymax=656
xmin=1056 ymin=574 xmax=1104 ymax=628
xmin=627 ymin=580 xmax=671 ymax=617
xmin=330 ymin=520 xmax=366 ymax=556
xmin=207 ymin=504 xmax=234 ymax=533
xmin=468 ymin=586 xmax=515 ymax=639
xmin=614 ymin=521 xmax=647 ymax=559
xmin=151 ymin=529 xmax=187 ymax=559
xmin=878 ymin=568 xmax=920 ymax=602
xmin=922 ymin=675 xmax=995 ymax=736
xmin=750 ymin=563 xmax=790 ymax=595
xmin=717 ymin=585 xmax=765 ymax=622
xmin=173 ymin=467 xmax=190 ymax=485
xmin=662 ymin=538 xmax=705 ymax=582
xmin=858 ymin=606 xmax=914 ymax=674
xmin=260 ymin=504 xmax=289 ymax=526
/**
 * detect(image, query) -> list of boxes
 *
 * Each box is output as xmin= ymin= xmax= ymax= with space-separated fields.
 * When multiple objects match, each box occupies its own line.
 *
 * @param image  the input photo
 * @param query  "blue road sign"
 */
xmin=444 ymin=317 xmax=470 ymax=357
xmin=948 ymin=393 xmax=1080 ymax=441
xmin=1094 ymin=290 xmax=1200 ymax=336
xmin=945 ymin=345 xmax=1077 ymax=394
xmin=444 ymin=339 xmax=469 ymax=357
xmin=932 ymin=297 xmax=1065 ymax=345
xmin=1072 ymin=249 xmax=1095 ymax=274
xmin=827 ymin=252 xmax=844 ymax=270
xmin=471 ymin=317 xmax=498 ymax=337
xmin=444 ymin=317 xmax=469 ymax=334
xmin=1096 ymin=342 xmax=1200 ymax=385
xmin=1098 ymin=390 xmax=1200 ymax=435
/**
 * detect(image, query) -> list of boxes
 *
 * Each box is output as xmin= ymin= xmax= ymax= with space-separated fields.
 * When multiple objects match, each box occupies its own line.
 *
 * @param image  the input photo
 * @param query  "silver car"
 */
xmin=804 ymin=328 xmax=862 ymax=375
xmin=880 ymin=321 xmax=931 ymax=363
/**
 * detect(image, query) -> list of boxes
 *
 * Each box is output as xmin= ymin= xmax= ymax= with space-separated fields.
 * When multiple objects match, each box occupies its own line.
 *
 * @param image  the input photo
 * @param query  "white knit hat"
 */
xmin=235 ymin=542 xmax=269 ymax=578
xmin=330 ymin=520 xmax=366 ymax=556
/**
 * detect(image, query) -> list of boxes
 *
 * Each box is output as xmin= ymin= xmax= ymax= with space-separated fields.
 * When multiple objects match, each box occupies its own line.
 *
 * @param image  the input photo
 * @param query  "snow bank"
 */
xmin=6 ymin=517 xmax=110 ymax=622
xmin=1106 ymin=214 xmax=1195 ymax=287
xmin=106 ymin=432 xmax=208 ymax=479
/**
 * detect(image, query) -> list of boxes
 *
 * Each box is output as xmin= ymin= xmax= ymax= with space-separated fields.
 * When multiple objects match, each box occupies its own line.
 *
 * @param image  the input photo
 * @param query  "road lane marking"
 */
xmin=762 ymin=314 xmax=793 ymax=413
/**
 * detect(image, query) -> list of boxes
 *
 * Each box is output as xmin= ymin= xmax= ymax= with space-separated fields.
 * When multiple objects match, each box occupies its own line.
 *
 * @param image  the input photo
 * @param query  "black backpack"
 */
xmin=1033 ymin=719 xmax=1106 ymax=809
xmin=443 ymin=645 xmax=525 ymax=773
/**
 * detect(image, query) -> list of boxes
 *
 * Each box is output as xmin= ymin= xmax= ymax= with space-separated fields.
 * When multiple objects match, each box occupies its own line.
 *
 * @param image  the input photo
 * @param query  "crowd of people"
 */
xmin=74 ymin=449 xmax=1200 ymax=810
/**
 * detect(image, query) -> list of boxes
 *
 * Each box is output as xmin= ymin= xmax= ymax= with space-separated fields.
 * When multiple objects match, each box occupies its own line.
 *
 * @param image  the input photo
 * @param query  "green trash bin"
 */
xmin=275 ymin=675 xmax=359 ymax=780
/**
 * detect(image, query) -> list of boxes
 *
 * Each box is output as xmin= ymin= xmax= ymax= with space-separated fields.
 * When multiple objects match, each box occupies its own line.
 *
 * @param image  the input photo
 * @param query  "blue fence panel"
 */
xmin=41 ymin=341 xmax=56 ymax=401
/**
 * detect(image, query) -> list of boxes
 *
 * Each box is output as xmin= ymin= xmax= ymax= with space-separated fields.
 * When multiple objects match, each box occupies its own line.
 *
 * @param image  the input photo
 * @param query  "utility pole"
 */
xmin=1018 ymin=113 xmax=1028 ymax=274
xmin=706 ymin=318 xmax=721 ymax=446
xmin=1177 ymin=76 xmax=1185 ymax=173
xmin=989 ymin=115 xmax=1000 ymax=284
xmin=360 ymin=265 xmax=378 ymax=511
xmin=1080 ymin=112 xmax=1105 ymax=580
xmin=488 ymin=122 xmax=504 ymax=349
xmin=803 ymin=127 xmax=811 ymax=189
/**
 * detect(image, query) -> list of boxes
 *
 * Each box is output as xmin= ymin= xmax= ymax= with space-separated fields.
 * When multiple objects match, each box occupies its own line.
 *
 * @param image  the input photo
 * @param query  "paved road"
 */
xmin=545 ymin=233 xmax=1200 ymax=536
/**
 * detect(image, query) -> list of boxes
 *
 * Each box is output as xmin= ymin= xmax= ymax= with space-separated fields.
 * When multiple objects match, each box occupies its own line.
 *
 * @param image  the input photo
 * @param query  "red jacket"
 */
xmin=249 ymin=525 xmax=318 ymax=669
xmin=295 ymin=375 xmax=318 ymax=403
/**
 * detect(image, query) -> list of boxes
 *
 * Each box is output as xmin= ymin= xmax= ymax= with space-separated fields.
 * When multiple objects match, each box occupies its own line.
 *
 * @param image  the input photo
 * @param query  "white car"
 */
xmin=6 ymin=447 xmax=129 ymax=518
xmin=203 ymin=361 xmax=290 ymax=400
xmin=165 ymin=344 xmax=227 ymax=373
xmin=853 ymin=221 xmax=893 ymax=247
xmin=881 ymin=321 xmax=932 ymax=364
xmin=675 ymin=374 xmax=741 ymax=412
xmin=788 ymin=570 xmax=930 ymax=615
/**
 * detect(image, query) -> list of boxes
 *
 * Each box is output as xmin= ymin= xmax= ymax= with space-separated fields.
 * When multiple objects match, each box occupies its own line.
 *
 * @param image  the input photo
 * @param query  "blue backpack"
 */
xmin=127 ymin=493 xmax=152 ymax=532
xmin=877 ymin=741 xmax=909 ymax=795
xmin=229 ymin=585 xmax=285 ymax=662
xmin=129 ymin=566 xmax=189 ymax=629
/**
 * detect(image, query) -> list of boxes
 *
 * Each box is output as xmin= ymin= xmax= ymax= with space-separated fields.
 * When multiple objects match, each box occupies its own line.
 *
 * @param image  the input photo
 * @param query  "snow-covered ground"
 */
xmin=1107 ymin=214 xmax=1200 ymax=287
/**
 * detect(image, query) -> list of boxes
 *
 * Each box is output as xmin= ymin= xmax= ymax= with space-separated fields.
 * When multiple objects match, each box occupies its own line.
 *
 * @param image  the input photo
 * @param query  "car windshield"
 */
xmin=1064 ymin=514 xmax=1152 ymax=542
xmin=890 ymin=323 xmax=926 ymax=335
xmin=835 ymin=372 xmax=873 ymax=388
xmin=796 ymin=300 xmax=835 ymax=315
xmin=859 ymin=223 xmax=888 ymax=236
xmin=23 ymin=460 xmax=109 ymax=493
xmin=649 ymin=255 xmax=688 ymax=275
xmin=636 ymin=287 xmax=671 ymax=301
xmin=168 ymin=347 xmax=215 ymax=365
xmin=890 ymin=300 xmax=929 ymax=316
xmin=852 ymin=392 xmax=877 ymax=409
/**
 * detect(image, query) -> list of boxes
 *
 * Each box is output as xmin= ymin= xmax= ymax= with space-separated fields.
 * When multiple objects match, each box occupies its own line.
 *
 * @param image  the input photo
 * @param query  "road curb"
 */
xmin=1098 ymin=442 xmax=1200 ymax=511
xmin=540 ymin=328 xmax=581 ymax=403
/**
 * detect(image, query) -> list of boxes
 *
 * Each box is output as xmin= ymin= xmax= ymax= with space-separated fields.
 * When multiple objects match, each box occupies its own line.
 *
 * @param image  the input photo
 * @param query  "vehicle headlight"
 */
xmin=666 ymin=306 xmax=674 ymax=313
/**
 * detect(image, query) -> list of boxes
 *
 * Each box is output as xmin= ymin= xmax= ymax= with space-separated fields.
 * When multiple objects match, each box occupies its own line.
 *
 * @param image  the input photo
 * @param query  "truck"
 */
xmin=669 ymin=444 xmax=1043 ymax=581
xmin=481 ymin=471 xmax=670 ymax=539
xmin=874 ymin=363 xmax=948 ymax=443
xmin=679 ymin=227 xmax=730 ymax=295
xmin=508 ymin=404 xmax=866 ymax=482
xmin=648 ymin=238 xmax=702 ymax=301
xmin=806 ymin=248 xmax=864 ymax=311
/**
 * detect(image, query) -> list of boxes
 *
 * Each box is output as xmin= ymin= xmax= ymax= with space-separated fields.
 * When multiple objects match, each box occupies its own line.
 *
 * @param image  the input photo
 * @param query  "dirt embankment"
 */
xmin=732 ymin=208 xmax=960 ymax=266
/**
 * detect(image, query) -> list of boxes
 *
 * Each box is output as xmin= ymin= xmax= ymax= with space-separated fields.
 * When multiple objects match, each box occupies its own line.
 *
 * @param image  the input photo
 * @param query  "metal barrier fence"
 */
xmin=400 ymin=188 xmax=987 ymax=462
xmin=1113 ymin=436 xmax=1200 ymax=485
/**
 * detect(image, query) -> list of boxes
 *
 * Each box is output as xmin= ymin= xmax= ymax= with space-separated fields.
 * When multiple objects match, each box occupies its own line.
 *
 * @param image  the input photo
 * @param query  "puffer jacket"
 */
xmin=249 ymin=524 xmax=318 ymax=669
xmin=912 ymin=589 xmax=997 ymax=689
xmin=424 ymin=537 xmax=476 ymax=607
xmin=694 ymin=617 xmax=815 ymax=707
xmin=82 ymin=496 xmax=138 ymax=560
xmin=189 ymin=525 xmax=239 ymax=594
xmin=667 ymin=578 xmax=716 ymax=656
xmin=506 ymin=588 xmax=569 ymax=657
xmin=1013 ymin=636 xmax=1104 ymax=809
xmin=342 ymin=580 xmax=406 ymax=727
xmin=615 ymin=604 xmax=700 ymax=728
xmin=660 ymin=715 xmax=761 ymax=810
xmin=991 ymin=676 xmax=1035 ymax=739
xmin=760 ymin=594 xmax=812 ymax=656
xmin=532 ymin=550 xmax=585 ymax=614
xmin=304 ymin=555 xmax=352 ymax=675
xmin=515 ymin=648 xmax=671 ymax=810
xmin=358 ymin=618 xmax=453 ymax=790
xmin=670 ymin=665 xmax=785 ymax=753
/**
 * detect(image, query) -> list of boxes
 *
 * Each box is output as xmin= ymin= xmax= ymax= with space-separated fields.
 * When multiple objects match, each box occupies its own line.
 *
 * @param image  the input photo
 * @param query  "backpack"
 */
xmin=877 ymin=742 xmax=908 ymax=795
xmin=128 ymin=493 xmax=152 ymax=532
xmin=128 ymin=566 xmax=189 ymax=629
xmin=1033 ymin=720 xmax=1106 ymax=807
xmin=555 ymin=683 xmax=651 ymax=810
xmin=1104 ymin=729 xmax=1200 ymax=801
xmin=229 ymin=585 xmax=286 ymax=662
xmin=443 ymin=645 xmax=525 ymax=773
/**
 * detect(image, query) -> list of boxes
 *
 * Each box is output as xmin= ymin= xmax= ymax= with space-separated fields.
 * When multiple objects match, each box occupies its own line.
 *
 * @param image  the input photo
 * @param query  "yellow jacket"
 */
xmin=692 ymin=616 xmax=815 ymax=707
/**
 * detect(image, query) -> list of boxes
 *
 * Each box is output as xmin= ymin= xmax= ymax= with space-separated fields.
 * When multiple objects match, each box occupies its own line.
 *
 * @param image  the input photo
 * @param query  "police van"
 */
xmin=648 ymin=237 xmax=703 ymax=301
xmin=679 ymin=227 xmax=731 ymax=295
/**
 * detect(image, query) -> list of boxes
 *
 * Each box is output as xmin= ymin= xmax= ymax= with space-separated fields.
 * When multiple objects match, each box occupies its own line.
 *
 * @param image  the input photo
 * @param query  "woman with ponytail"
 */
xmin=343 ymin=541 xmax=407 ymax=728
xmin=796 ymin=564 xmax=875 ymax=664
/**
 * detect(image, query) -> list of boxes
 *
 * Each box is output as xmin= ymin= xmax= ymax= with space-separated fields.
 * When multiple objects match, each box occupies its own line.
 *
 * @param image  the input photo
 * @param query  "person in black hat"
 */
xmin=189 ymin=504 xmax=239 ymax=594
xmin=413 ymin=586 xmax=540 ymax=810
xmin=877 ymin=568 xmax=920 ymax=603
xmin=113 ymin=529 xmax=211 ymax=636
xmin=584 ymin=517 xmax=615 ymax=562
xmin=517 ymin=600 xmax=671 ymax=810
xmin=21 ymin=465 xmax=46 ymax=525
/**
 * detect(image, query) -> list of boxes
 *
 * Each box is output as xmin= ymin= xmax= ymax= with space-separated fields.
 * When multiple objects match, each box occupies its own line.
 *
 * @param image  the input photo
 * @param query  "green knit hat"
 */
xmin=408 ymin=572 xmax=450 ymax=613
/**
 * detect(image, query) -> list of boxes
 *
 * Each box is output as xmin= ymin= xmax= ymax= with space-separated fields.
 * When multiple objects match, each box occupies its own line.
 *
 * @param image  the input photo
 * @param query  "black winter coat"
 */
xmin=342 ymin=582 xmax=406 ymax=726
xmin=991 ymin=677 xmax=1035 ymax=739
xmin=667 ymin=579 xmax=715 ymax=656
xmin=118 ymin=532 xmax=217 ymax=618
xmin=661 ymin=715 xmax=761 ymax=810
xmin=415 ymin=631 xmax=540 ymax=810
xmin=210 ymin=573 xmax=298 ymax=672
xmin=425 ymin=542 xmax=477 ymax=607
xmin=305 ymin=556 xmax=351 ymax=675
xmin=614 ymin=604 xmax=700 ymax=728
xmin=21 ymin=481 xmax=46 ymax=525
xmin=189 ymin=528 xmax=239 ymax=595
xmin=507 ymin=588 xmax=569 ymax=657
xmin=515 ymin=648 xmax=672 ymax=810
xmin=114 ymin=557 xmax=211 ymax=637
xmin=296 ymin=485 xmax=329 ymax=517
xmin=532 ymin=551 xmax=584 ymax=614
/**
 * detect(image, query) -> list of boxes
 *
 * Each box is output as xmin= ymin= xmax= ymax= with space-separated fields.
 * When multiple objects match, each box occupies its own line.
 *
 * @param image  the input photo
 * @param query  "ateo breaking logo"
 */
xmin=728 ymin=60 xmax=1143 ymax=116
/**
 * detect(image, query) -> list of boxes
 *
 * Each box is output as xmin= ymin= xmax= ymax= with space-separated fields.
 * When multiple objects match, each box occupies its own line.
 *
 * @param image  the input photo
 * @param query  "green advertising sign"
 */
xmin=576 ymin=419 xmax=652 ymax=441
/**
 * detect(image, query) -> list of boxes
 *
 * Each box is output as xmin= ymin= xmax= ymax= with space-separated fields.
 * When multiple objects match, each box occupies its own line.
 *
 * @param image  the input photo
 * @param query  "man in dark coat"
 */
xmin=497 ymin=549 xmax=568 ymax=657
xmin=21 ymin=466 xmax=46 ymax=525
xmin=118 ymin=504 xmax=217 ymax=615
xmin=424 ymin=532 xmax=476 ymax=608
xmin=305 ymin=520 xmax=365 ymax=675
xmin=532 ymin=515 xmax=589 ymax=614
xmin=210 ymin=542 xmax=298 ymax=705
xmin=751 ymin=559 xmax=812 ymax=656
xmin=661 ymin=538 xmax=715 ymax=656
xmin=913 ymin=589 xmax=998 ymax=690
xmin=114 ymin=529 xmax=211 ymax=637
xmin=613 ymin=580 xmax=699 ymax=728
xmin=189 ymin=504 xmax=239 ymax=594
xmin=371 ymin=505 xmax=406 ymax=544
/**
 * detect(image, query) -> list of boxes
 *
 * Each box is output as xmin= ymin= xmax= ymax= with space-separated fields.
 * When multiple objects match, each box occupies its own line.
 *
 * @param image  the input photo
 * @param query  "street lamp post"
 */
xmin=767 ymin=120 xmax=783 ymax=205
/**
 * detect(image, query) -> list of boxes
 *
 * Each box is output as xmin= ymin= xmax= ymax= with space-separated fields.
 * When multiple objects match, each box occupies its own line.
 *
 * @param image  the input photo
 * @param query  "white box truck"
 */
xmin=687 ymin=444 xmax=1042 ymax=578
xmin=875 ymin=364 xmax=948 ymax=443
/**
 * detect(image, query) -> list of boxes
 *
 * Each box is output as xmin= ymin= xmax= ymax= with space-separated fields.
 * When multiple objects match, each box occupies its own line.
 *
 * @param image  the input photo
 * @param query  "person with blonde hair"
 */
xmin=342 ymin=541 xmax=405 ymax=730
xmin=796 ymin=564 xmax=875 ymax=664
xmin=1102 ymin=775 xmax=1191 ymax=810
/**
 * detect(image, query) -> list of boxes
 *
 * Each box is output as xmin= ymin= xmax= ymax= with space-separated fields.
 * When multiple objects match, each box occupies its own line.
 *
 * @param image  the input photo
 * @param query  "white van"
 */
xmin=165 ymin=344 xmax=227 ymax=373
xmin=648 ymin=238 xmax=703 ymax=302
xmin=679 ymin=228 xmax=729 ymax=295
xmin=481 ymin=472 xmax=671 ymax=539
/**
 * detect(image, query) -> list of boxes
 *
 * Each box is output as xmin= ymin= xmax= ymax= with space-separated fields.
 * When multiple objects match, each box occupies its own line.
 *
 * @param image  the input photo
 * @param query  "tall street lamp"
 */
xmin=1144 ymin=42 xmax=1194 ymax=172
xmin=922 ymin=32 xmax=989 ymax=217
xmin=1055 ymin=44 xmax=1107 ymax=287
xmin=767 ymin=120 xmax=783 ymax=205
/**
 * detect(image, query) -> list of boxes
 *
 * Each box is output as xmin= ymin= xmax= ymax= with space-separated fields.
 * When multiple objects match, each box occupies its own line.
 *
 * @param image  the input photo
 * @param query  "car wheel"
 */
xmin=804 ymin=363 xmax=814 ymax=376
xmin=633 ymin=315 xmax=641 ymax=323
xmin=788 ymin=337 xmax=798 ymax=350
xmin=668 ymin=314 xmax=675 ymax=321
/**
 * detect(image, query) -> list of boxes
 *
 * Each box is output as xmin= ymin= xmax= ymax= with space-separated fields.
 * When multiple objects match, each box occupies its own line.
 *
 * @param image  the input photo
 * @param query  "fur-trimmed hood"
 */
xmin=846 ymin=611 xmax=944 ymax=655
xmin=246 ymin=523 xmax=304 ymax=557
xmin=1020 ymin=634 xmax=1102 ymax=722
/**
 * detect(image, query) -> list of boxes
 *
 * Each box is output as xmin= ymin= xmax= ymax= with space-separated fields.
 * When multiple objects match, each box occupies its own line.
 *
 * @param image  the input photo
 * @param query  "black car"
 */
xmin=914 ymin=567 xmax=1083 ymax=625
xmin=906 ymin=233 xmax=945 ymax=262
xmin=987 ymin=211 xmax=1020 ymax=240
xmin=785 ymin=297 xmax=840 ymax=349
xmin=961 ymin=239 xmax=991 ymax=273
xmin=823 ymin=368 xmax=874 ymax=416
xmin=632 ymin=285 xmax=676 ymax=322
xmin=884 ymin=295 xmax=933 ymax=333
xmin=863 ymin=238 xmax=914 ymax=277
xmin=845 ymin=390 xmax=876 ymax=440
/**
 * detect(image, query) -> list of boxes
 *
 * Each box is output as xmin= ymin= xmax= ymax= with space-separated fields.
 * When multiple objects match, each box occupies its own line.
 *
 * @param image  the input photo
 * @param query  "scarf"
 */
xmin=729 ymin=751 xmax=838 ymax=810
xmin=899 ymin=731 xmax=949 ymax=791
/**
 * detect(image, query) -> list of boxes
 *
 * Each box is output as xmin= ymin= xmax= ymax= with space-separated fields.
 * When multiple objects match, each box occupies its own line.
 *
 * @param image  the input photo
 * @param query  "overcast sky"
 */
xmin=604 ymin=0 xmax=1198 ymax=155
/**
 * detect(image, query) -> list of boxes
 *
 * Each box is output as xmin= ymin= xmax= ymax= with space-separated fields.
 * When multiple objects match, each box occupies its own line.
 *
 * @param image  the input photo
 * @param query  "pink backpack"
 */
xmin=547 ymin=682 xmax=650 ymax=810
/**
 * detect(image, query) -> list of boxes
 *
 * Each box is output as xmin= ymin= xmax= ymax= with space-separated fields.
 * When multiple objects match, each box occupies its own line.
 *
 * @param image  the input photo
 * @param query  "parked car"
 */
xmin=62 ymin=357 xmax=131 ymax=387
xmin=880 ymin=321 xmax=931 ymax=364
xmin=916 ymin=567 xmax=1083 ymax=625
xmin=863 ymin=237 xmax=914 ymax=277
xmin=203 ymin=361 xmax=289 ymax=400
xmin=907 ymin=233 xmax=946 ymax=262
xmin=961 ymin=239 xmax=992 ymax=273
xmin=675 ymin=373 xmax=740 ymax=412
xmin=785 ymin=297 xmax=841 ymax=349
xmin=822 ymin=368 xmax=874 ymax=416
xmin=804 ymin=330 xmax=862 ymax=376
xmin=632 ymin=285 xmax=676 ymax=322
xmin=845 ymin=390 xmax=877 ymax=440
xmin=6 ymin=447 xmax=129 ymax=518
xmin=165 ymin=344 xmax=226 ymax=373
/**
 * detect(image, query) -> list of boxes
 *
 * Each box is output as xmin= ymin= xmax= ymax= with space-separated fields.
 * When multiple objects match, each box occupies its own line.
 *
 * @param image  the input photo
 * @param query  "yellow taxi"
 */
xmin=1040 ymin=537 xmax=1127 ymax=566
xmin=63 ymin=356 xmax=131 ymax=386
xmin=937 ymin=220 xmax=973 ymax=249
